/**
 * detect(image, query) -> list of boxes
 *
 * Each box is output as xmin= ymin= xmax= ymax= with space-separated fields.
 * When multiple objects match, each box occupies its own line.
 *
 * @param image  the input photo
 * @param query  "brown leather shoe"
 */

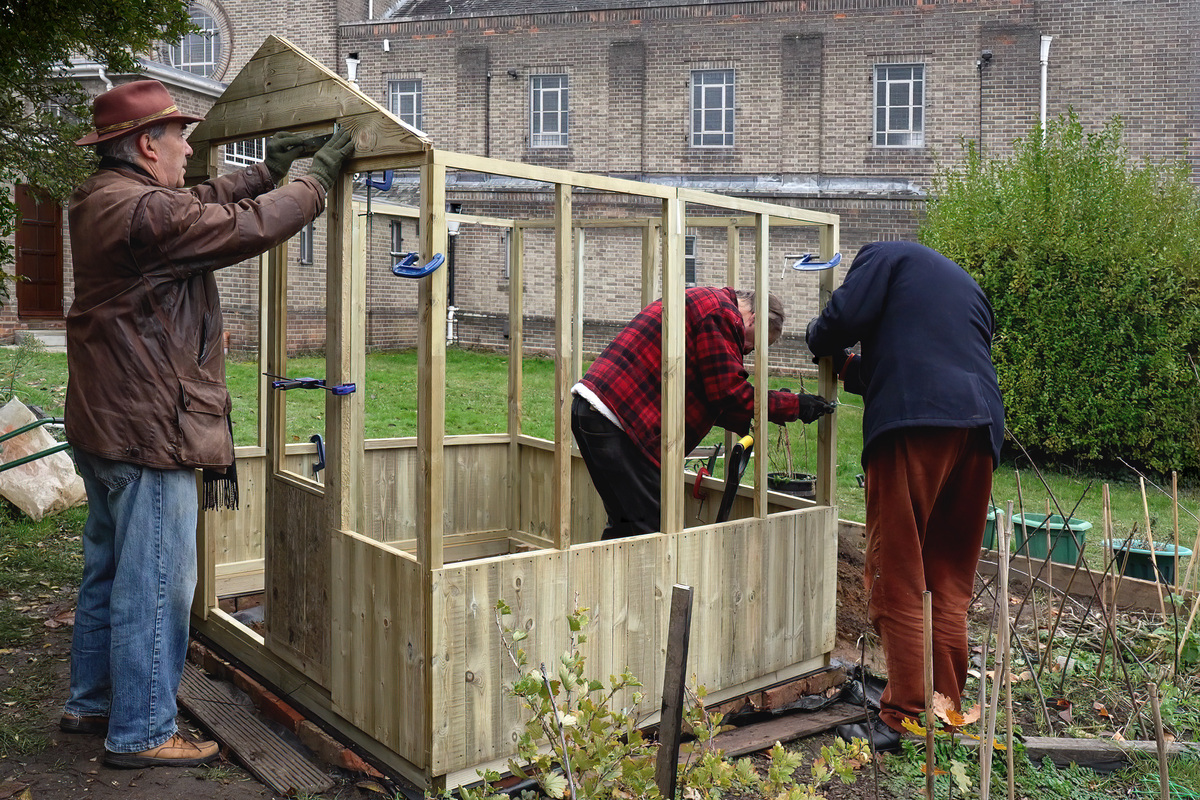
xmin=59 ymin=713 xmax=109 ymax=735
xmin=103 ymin=733 xmax=219 ymax=768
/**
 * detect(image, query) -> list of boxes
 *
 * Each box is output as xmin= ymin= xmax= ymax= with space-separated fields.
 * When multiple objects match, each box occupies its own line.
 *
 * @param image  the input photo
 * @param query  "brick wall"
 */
xmin=8 ymin=0 xmax=1196 ymax=352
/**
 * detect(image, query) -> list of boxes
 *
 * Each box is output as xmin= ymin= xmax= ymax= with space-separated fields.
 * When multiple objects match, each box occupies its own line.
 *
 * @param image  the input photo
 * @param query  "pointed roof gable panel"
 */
xmin=186 ymin=36 xmax=429 ymax=179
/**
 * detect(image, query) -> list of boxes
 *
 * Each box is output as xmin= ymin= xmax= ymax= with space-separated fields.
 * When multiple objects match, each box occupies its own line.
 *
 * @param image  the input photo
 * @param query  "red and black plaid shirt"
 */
xmin=579 ymin=287 xmax=801 ymax=467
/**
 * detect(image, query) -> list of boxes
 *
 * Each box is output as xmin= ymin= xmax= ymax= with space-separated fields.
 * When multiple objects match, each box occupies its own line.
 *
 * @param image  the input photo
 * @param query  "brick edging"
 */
xmin=186 ymin=640 xmax=384 ymax=780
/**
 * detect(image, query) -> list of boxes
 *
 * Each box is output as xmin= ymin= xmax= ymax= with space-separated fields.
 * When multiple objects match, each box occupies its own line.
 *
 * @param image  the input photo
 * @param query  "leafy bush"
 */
xmin=920 ymin=111 xmax=1200 ymax=473
xmin=440 ymin=602 xmax=869 ymax=800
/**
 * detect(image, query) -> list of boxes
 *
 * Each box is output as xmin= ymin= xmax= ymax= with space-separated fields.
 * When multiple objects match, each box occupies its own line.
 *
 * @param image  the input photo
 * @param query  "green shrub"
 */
xmin=920 ymin=111 xmax=1200 ymax=473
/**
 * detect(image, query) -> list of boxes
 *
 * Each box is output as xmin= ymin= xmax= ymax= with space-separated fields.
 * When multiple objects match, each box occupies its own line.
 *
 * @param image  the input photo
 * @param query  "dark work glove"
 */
xmin=263 ymin=131 xmax=319 ymax=185
xmin=805 ymin=317 xmax=819 ymax=348
xmin=795 ymin=392 xmax=837 ymax=424
xmin=307 ymin=128 xmax=356 ymax=192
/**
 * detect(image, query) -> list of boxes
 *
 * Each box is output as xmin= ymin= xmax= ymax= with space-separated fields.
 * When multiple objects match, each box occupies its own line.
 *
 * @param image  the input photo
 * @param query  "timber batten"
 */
xmin=191 ymin=36 xmax=842 ymax=789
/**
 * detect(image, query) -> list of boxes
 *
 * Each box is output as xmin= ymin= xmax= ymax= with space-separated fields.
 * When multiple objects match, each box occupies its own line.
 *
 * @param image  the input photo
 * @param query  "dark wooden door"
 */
xmin=15 ymin=184 xmax=64 ymax=319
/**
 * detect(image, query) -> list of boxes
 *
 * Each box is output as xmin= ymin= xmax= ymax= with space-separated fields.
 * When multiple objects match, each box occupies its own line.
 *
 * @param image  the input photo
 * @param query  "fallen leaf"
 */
xmin=1058 ymin=707 xmax=1073 ymax=724
xmin=960 ymin=703 xmax=982 ymax=725
xmin=355 ymin=780 xmax=389 ymax=794
xmin=1094 ymin=702 xmax=1110 ymax=718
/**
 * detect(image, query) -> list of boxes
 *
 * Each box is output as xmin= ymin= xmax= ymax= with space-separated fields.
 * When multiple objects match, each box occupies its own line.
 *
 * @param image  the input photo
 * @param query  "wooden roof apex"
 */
xmin=185 ymin=36 xmax=430 ymax=179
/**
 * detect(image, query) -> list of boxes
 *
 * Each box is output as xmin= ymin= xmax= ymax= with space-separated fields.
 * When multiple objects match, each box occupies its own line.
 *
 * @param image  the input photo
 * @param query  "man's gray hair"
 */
xmin=734 ymin=288 xmax=785 ymax=343
xmin=96 ymin=122 xmax=169 ymax=162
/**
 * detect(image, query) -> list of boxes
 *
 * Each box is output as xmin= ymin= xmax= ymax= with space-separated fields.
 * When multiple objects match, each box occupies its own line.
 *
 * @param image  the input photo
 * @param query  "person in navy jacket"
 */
xmin=807 ymin=240 xmax=1004 ymax=752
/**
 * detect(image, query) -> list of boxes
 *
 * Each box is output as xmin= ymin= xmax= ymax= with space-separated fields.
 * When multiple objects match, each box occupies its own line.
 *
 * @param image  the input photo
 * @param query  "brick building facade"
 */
xmin=7 ymin=0 xmax=1198 ymax=369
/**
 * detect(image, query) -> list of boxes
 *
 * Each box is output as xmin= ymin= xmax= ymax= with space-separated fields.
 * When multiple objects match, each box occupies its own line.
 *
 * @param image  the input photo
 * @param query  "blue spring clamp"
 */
xmin=265 ymin=374 xmax=356 ymax=395
xmin=392 ymin=252 xmax=445 ymax=279
xmin=787 ymin=252 xmax=842 ymax=272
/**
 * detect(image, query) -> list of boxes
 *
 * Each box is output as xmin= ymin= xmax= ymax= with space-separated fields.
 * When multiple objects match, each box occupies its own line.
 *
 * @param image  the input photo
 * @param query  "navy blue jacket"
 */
xmin=806 ymin=241 xmax=1005 ymax=466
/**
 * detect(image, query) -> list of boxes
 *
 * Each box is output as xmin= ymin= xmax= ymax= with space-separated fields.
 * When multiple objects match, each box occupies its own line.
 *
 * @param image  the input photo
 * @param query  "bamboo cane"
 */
xmin=1140 ymin=477 xmax=1168 ymax=618
xmin=1148 ymin=682 xmax=1170 ymax=800
xmin=1178 ymin=518 xmax=1200 ymax=604
xmin=923 ymin=590 xmax=935 ymax=800
xmin=1002 ymin=504 xmax=1016 ymax=800
xmin=1097 ymin=485 xmax=1113 ymax=678
xmin=1173 ymin=471 xmax=1180 ymax=596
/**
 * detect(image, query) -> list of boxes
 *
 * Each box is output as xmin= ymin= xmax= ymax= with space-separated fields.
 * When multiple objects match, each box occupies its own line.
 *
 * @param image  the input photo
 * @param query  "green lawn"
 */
xmin=6 ymin=344 xmax=1198 ymax=575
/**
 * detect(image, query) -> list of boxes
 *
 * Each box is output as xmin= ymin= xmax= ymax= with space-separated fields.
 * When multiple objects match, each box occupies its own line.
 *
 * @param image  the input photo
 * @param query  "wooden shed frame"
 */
xmin=187 ymin=37 xmax=842 ymax=790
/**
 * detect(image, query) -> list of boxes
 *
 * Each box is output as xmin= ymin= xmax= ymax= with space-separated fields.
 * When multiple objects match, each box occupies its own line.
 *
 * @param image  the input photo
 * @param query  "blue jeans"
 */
xmin=66 ymin=449 xmax=199 ymax=753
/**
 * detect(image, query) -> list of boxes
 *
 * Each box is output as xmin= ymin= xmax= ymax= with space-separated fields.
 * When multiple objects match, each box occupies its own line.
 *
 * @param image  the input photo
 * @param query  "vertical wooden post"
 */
xmin=573 ymin=227 xmax=585 ymax=382
xmin=326 ymin=171 xmax=366 ymax=535
xmin=417 ymin=153 xmax=448 ymax=571
xmin=641 ymin=222 xmax=660 ymax=308
xmin=655 ymin=584 xmax=694 ymax=800
xmin=752 ymin=213 xmax=769 ymax=520
xmin=507 ymin=224 xmax=525 ymax=538
xmin=660 ymin=197 xmax=685 ymax=535
xmin=815 ymin=223 xmax=838 ymax=508
xmin=552 ymin=184 xmax=574 ymax=549
xmin=723 ymin=222 xmax=739 ymax=464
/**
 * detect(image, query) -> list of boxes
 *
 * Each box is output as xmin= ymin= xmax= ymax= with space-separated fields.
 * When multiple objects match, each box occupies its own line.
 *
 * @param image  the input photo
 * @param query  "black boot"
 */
xmin=835 ymin=715 xmax=902 ymax=753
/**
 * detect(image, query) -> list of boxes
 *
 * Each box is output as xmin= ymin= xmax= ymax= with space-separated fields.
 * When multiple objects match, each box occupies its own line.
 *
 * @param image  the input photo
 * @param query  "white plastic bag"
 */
xmin=0 ymin=397 xmax=86 ymax=521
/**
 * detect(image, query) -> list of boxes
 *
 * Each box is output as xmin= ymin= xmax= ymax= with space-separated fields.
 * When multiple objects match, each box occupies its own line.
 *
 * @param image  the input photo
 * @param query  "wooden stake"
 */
xmin=1140 ymin=477 xmax=1168 ymax=618
xmin=1097 ymin=485 xmax=1113 ymax=679
xmin=1147 ymin=682 xmax=1170 ymax=800
xmin=923 ymin=590 xmax=935 ymax=800
xmin=655 ymin=584 xmax=694 ymax=800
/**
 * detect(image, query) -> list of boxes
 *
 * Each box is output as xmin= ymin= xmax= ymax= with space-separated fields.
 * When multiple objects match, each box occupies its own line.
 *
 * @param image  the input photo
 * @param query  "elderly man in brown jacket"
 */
xmin=61 ymin=79 xmax=353 ymax=769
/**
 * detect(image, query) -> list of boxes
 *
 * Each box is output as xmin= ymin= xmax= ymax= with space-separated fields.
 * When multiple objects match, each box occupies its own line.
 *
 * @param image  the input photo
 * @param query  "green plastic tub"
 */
xmin=1108 ymin=542 xmax=1193 ymax=584
xmin=1013 ymin=513 xmax=1091 ymax=565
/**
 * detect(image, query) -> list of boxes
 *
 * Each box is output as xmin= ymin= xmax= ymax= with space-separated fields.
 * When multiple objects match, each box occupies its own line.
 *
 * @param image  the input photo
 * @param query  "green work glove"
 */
xmin=307 ymin=128 xmax=356 ymax=192
xmin=263 ymin=131 xmax=313 ymax=185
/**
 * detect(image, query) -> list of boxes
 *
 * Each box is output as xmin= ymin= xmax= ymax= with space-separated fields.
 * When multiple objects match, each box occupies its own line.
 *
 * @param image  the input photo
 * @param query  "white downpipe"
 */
xmin=1039 ymin=35 xmax=1053 ymax=141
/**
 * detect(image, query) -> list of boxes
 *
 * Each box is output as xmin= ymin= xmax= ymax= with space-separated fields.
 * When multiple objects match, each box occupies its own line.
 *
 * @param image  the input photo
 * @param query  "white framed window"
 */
xmin=169 ymin=4 xmax=222 ymax=77
xmin=684 ymin=234 xmax=697 ymax=287
xmin=530 ymin=74 xmax=569 ymax=148
xmin=299 ymin=222 xmax=314 ymax=265
xmin=874 ymin=64 xmax=925 ymax=147
xmin=388 ymin=79 xmax=423 ymax=131
xmin=691 ymin=69 xmax=735 ymax=148
xmin=225 ymin=138 xmax=265 ymax=167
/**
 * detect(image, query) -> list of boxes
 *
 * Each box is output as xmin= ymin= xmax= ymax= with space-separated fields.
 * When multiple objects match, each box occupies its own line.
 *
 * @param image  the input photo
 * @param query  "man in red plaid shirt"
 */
xmin=572 ymin=287 xmax=834 ymax=539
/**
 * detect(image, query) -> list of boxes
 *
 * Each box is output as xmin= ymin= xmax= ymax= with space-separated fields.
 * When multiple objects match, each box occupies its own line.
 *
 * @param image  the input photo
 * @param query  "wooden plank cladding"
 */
xmin=427 ymin=506 xmax=832 ymax=775
xmin=331 ymin=531 xmax=428 ymax=767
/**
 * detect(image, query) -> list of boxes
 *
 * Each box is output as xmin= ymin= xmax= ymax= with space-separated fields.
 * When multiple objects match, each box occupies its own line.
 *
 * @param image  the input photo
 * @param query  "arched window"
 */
xmin=168 ymin=4 xmax=223 ymax=77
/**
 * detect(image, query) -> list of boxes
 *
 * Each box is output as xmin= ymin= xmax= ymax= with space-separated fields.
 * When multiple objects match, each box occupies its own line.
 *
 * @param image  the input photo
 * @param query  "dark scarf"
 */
xmin=201 ymin=417 xmax=239 ymax=511
xmin=98 ymin=155 xmax=157 ymax=181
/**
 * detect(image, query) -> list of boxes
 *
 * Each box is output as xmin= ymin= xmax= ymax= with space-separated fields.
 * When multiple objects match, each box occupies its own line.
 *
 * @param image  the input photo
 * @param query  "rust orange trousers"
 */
xmin=863 ymin=426 xmax=994 ymax=733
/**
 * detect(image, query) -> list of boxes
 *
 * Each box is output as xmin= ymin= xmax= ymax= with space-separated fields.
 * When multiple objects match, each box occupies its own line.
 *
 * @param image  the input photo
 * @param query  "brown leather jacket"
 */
xmin=65 ymin=162 xmax=325 ymax=469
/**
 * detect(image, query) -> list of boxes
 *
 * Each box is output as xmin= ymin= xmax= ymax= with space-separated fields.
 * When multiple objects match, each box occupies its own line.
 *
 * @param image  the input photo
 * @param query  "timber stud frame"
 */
xmin=187 ymin=37 xmax=842 ymax=791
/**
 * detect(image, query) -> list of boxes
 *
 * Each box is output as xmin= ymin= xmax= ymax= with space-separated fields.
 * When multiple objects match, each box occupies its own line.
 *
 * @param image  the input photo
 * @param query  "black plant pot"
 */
xmin=767 ymin=472 xmax=816 ymax=500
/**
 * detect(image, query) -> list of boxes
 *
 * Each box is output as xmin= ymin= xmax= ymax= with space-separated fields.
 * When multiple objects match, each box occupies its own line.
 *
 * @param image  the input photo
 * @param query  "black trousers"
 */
xmin=570 ymin=396 xmax=662 ymax=540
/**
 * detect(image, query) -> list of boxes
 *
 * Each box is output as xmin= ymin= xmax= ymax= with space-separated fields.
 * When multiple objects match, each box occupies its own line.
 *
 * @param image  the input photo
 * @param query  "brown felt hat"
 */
xmin=75 ymin=80 xmax=204 ymax=146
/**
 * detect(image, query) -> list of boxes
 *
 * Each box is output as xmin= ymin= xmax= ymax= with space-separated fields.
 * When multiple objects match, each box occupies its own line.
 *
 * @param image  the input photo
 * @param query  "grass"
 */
xmin=7 ymin=343 xmax=1200 ymax=554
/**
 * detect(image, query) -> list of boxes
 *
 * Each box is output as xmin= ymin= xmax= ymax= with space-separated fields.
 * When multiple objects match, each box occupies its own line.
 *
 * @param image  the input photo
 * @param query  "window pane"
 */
xmin=169 ymin=5 xmax=221 ymax=77
xmin=690 ymin=69 xmax=734 ymax=147
xmin=875 ymin=63 xmax=924 ymax=148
